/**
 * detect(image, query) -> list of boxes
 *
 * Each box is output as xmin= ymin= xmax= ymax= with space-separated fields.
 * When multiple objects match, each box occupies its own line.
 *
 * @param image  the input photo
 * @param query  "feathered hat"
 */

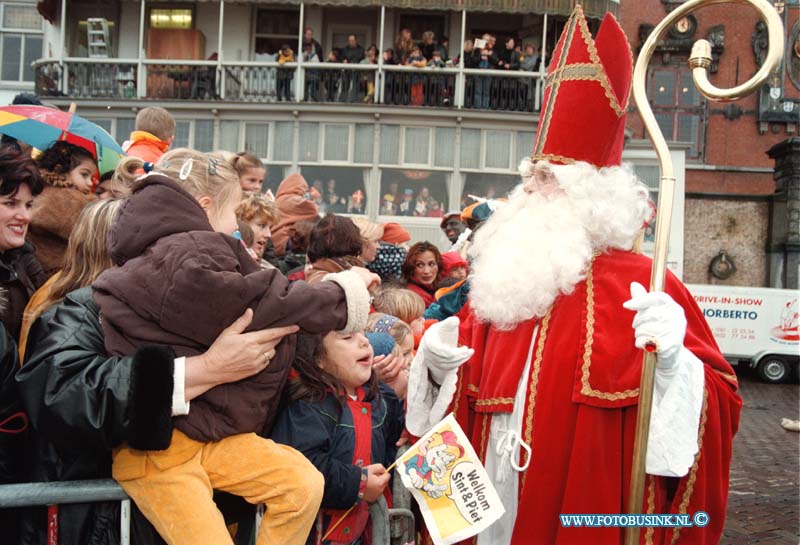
xmin=531 ymin=5 xmax=633 ymax=168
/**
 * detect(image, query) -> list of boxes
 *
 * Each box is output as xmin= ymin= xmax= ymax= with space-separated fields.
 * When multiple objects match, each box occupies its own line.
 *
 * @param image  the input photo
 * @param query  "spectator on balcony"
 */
xmin=520 ymin=43 xmax=541 ymax=72
xmin=382 ymin=48 xmax=398 ymax=105
xmin=122 ymin=106 xmax=175 ymax=164
xmin=0 ymin=145 xmax=46 ymax=343
xmin=231 ymin=152 xmax=266 ymax=192
xmin=360 ymin=45 xmax=378 ymax=103
xmin=420 ymin=31 xmax=437 ymax=61
xmin=272 ymin=172 xmax=319 ymax=256
xmin=394 ymin=28 xmax=415 ymax=65
xmin=30 ymin=142 xmax=96 ymax=278
xmin=439 ymin=36 xmax=451 ymax=63
xmin=302 ymin=43 xmax=321 ymax=102
xmin=406 ymin=46 xmax=427 ymax=107
xmin=474 ymin=48 xmax=492 ymax=109
xmin=342 ymin=35 xmax=365 ymax=103
xmin=498 ymin=37 xmax=521 ymax=70
xmin=277 ymin=44 xmax=295 ymax=102
xmin=323 ymin=50 xmax=342 ymax=101
xmin=457 ymin=39 xmax=477 ymax=68
xmin=302 ymin=27 xmax=323 ymax=61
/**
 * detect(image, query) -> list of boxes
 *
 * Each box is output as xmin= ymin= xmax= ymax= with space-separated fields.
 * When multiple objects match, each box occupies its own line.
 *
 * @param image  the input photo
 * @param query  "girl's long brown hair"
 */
xmin=27 ymin=199 xmax=124 ymax=322
xmin=290 ymin=333 xmax=379 ymax=410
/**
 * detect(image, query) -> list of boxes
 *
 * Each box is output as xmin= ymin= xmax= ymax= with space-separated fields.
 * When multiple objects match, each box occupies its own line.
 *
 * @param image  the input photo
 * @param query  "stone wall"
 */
xmin=684 ymin=197 xmax=770 ymax=286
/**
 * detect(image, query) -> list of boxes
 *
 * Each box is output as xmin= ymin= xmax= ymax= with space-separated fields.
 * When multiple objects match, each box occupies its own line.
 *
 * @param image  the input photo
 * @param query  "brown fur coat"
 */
xmin=27 ymin=179 xmax=95 ymax=278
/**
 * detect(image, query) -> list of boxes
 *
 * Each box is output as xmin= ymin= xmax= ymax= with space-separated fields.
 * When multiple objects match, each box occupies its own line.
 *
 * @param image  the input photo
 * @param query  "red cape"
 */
xmin=450 ymin=250 xmax=741 ymax=545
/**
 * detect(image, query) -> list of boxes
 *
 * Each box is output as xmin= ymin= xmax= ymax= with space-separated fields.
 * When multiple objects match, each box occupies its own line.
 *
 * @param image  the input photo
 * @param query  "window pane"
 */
xmin=2 ymin=35 xmax=22 ymax=80
xmin=22 ymin=34 xmax=41 ymax=81
xmin=323 ymin=124 xmax=349 ymax=162
xmin=274 ymin=122 xmax=293 ymax=162
xmin=301 ymin=166 xmax=366 ymax=215
xmin=354 ymin=123 xmax=373 ymax=164
xmin=679 ymin=71 xmax=700 ymax=107
xmin=299 ymin=122 xmax=319 ymax=162
xmin=116 ymin=118 xmax=136 ymax=143
xmin=516 ymin=131 xmax=536 ymax=164
xmin=484 ymin=130 xmax=512 ymax=170
xmin=460 ymin=128 xmax=480 ymax=168
xmin=4 ymin=5 xmax=41 ymax=30
xmin=245 ymin=123 xmax=269 ymax=159
xmin=404 ymin=127 xmax=430 ymax=165
xmin=434 ymin=128 xmax=455 ymax=167
xmin=380 ymin=169 xmax=447 ymax=217
xmin=651 ymin=70 xmax=675 ymax=106
xmin=174 ymin=121 xmax=190 ymax=148
xmin=219 ymin=120 xmax=240 ymax=151
xmin=677 ymin=114 xmax=700 ymax=156
xmin=194 ymin=120 xmax=214 ymax=152
xmin=654 ymin=113 xmax=674 ymax=141
xmin=380 ymin=125 xmax=400 ymax=164
xmin=461 ymin=173 xmax=518 ymax=209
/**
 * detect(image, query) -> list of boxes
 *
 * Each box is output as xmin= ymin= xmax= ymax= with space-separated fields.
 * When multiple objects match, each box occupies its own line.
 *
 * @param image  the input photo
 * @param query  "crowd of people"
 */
xmin=268 ymin=27 xmax=542 ymax=108
xmin=0 ymin=100 xmax=479 ymax=545
xmin=0 ymin=9 xmax=741 ymax=544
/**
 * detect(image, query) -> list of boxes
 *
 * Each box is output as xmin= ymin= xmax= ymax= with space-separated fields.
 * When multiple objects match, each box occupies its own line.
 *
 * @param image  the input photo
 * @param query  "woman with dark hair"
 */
xmin=29 ymin=141 xmax=96 ymax=276
xmin=402 ymin=241 xmax=442 ymax=307
xmin=305 ymin=214 xmax=364 ymax=284
xmin=0 ymin=144 xmax=47 ymax=341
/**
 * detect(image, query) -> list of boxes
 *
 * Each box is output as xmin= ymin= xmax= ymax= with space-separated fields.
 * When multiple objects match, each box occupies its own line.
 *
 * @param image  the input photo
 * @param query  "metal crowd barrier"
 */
xmin=0 ymin=478 xmax=415 ymax=545
xmin=0 ymin=479 xmax=132 ymax=545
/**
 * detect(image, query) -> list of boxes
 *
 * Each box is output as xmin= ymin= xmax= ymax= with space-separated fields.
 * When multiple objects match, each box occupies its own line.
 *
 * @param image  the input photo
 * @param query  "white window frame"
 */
xmin=320 ymin=123 xmax=354 ymax=165
xmin=252 ymin=6 xmax=301 ymax=59
xmin=0 ymin=1 xmax=43 ymax=84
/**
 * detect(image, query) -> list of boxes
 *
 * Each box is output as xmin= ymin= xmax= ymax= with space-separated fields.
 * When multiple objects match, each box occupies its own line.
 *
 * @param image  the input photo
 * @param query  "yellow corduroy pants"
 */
xmin=112 ymin=430 xmax=324 ymax=545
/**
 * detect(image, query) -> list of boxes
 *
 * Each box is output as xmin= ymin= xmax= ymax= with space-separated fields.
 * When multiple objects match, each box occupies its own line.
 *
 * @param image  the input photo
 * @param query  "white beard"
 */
xmin=468 ymin=161 xmax=650 ymax=329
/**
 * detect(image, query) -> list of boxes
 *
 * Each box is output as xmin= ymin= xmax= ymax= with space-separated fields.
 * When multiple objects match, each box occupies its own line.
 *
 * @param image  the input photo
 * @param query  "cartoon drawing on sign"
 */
xmin=405 ymin=430 xmax=465 ymax=500
xmin=773 ymin=298 xmax=799 ymax=341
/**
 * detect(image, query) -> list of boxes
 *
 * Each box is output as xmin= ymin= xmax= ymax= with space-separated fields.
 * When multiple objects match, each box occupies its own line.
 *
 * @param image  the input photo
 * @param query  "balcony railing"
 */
xmin=34 ymin=58 xmax=544 ymax=112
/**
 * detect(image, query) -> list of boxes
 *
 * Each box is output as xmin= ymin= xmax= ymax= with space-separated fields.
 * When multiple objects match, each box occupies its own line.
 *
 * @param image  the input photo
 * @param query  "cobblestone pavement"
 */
xmin=722 ymin=366 xmax=799 ymax=545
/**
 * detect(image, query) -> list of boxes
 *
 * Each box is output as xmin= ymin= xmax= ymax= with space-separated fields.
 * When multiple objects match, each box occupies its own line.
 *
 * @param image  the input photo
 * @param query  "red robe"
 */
xmin=451 ymin=250 xmax=741 ymax=545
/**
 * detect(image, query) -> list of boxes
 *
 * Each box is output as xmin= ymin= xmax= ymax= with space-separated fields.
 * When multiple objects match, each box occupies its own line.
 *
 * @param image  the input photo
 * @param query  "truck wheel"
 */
xmin=756 ymin=356 xmax=790 ymax=384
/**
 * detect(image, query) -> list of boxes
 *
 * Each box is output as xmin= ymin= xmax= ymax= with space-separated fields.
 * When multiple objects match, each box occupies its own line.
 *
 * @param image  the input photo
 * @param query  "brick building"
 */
xmin=620 ymin=0 xmax=800 ymax=288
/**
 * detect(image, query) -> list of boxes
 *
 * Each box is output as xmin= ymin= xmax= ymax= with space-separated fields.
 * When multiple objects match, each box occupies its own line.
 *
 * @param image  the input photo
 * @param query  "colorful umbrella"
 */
xmin=0 ymin=105 xmax=125 ymax=174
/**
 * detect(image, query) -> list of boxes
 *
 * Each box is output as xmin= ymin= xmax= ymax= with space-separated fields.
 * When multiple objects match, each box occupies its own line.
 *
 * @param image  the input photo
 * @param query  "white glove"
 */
xmin=406 ymin=317 xmax=473 ymax=437
xmin=622 ymin=282 xmax=687 ymax=371
xmin=418 ymin=317 xmax=475 ymax=385
xmin=408 ymin=468 xmax=424 ymax=489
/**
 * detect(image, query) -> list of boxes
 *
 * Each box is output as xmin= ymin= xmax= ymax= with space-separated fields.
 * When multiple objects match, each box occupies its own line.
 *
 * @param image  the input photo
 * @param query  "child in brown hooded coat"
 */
xmin=93 ymin=149 xmax=375 ymax=545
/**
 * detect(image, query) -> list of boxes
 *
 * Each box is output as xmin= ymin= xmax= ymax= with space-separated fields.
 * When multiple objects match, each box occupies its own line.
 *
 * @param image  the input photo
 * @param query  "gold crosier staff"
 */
xmin=626 ymin=1 xmax=784 ymax=544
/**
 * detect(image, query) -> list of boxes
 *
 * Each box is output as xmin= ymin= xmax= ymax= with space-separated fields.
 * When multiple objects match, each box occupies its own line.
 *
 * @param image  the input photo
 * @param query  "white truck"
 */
xmin=687 ymin=284 xmax=799 ymax=383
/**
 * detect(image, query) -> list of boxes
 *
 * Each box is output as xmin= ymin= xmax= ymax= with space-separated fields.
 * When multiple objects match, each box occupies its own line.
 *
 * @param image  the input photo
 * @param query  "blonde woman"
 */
xmin=350 ymin=216 xmax=383 ymax=265
xmin=19 ymin=199 xmax=124 ymax=361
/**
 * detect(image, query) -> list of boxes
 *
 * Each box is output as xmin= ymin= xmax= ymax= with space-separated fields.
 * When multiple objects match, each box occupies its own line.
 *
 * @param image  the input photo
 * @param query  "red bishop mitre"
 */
xmin=531 ymin=5 xmax=633 ymax=168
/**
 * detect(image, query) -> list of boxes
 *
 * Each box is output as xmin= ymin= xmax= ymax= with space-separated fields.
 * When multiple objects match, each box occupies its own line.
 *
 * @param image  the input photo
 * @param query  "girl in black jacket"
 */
xmin=271 ymin=332 xmax=405 ymax=545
